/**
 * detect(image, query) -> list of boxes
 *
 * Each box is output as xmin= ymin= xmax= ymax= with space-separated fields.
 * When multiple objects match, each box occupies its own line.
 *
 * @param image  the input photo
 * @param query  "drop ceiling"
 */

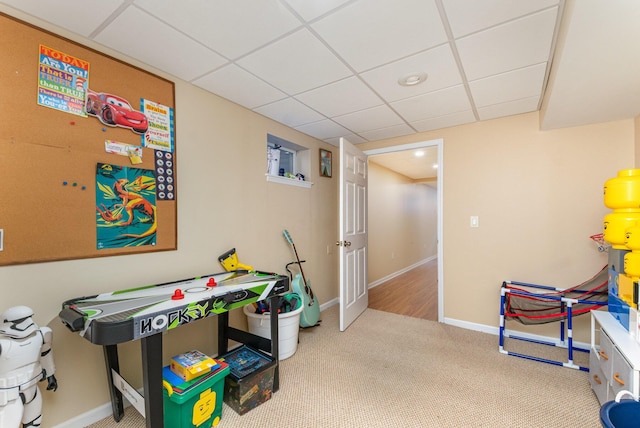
xmin=1 ymin=0 xmax=640 ymax=178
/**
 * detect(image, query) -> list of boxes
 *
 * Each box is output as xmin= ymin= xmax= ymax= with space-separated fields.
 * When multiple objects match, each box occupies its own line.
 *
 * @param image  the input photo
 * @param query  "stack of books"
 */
xmin=163 ymin=350 xmax=224 ymax=395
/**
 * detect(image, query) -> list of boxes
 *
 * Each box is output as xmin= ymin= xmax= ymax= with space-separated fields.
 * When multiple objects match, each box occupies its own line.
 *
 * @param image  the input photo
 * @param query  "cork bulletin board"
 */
xmin=0 ymin=13 xmax=177 ymax=266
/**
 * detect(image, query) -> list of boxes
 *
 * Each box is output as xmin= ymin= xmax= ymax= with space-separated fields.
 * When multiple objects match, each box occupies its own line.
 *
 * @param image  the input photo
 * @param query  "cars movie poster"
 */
xmin=86 ymin=90 xmax=149 ymax=134
xmin=37 ymin=45 xmax=89 ymax=116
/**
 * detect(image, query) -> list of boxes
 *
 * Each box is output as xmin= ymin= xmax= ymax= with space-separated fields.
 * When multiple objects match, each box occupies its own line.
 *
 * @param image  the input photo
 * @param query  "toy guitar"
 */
xmin=283 ymin=230 xmax=321 ymax=328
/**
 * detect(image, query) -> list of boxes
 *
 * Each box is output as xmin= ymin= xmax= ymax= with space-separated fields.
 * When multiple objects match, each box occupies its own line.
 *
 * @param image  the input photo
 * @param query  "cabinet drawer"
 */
xmin=589 ymin=349 xmax=609 ymax=404
xmin=600 ymin=330 xmax=614 ymax=378
xmin=611 ymin=346 xmax=635 ymax=396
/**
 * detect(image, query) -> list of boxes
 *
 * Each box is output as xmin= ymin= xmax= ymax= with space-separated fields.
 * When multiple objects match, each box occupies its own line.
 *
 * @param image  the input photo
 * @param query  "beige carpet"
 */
xmin=88 ymin=305 xmax=601 ymax=427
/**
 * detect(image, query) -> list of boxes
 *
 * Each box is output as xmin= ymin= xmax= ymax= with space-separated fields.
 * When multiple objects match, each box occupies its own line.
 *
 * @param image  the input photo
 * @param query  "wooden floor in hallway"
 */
xmin=368 ymin=258 xmax=438 ymax=321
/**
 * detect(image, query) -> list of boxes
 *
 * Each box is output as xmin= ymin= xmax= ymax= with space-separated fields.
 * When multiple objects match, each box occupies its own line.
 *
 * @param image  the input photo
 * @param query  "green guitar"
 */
xmin=283 ymin=230 xmax=321 ymax=328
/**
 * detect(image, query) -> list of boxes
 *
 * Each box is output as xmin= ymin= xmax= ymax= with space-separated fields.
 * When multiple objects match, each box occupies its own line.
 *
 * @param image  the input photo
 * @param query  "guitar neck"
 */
xmin=291 ymin=243 xmax=308 ymax=286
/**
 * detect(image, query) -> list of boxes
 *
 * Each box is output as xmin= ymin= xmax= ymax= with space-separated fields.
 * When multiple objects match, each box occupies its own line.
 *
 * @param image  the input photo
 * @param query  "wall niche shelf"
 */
xmin=266 ymin=174 xmax=313 ymax=188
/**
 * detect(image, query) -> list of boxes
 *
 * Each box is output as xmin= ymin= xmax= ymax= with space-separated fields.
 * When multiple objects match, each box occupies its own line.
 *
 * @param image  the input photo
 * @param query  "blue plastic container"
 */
xmin=600 ymin=400 xmax=640 ymax=428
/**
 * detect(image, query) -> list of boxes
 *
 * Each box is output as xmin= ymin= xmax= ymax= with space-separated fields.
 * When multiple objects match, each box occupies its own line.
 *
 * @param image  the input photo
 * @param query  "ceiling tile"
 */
xmin=134 ymin=0 xmax=301 ymax=59
xmin=477 ymin=96 xmax=539 ymax=121
xmin=295 ymin=119 xmax=351 ymax=140
xmin=361 ymin=44 xmax=462 ymax=103
xmin=253 ymin=97 xmax=325 ymax=128
xmin=442 ymin=0 xmax=559 ymax=38
xmin=280 ymin=0 xmax=352 ymax=22
xmin=237 ymin=28 xmax=352 ymax=95
xmin=295 ymin=77 xmax=382 ymax=118
xmin=358 ymin=124 xmax=415 ymax=142
xmin=324 ymin=134 xmax=367 ymax=146
xmin=410 ymin=110 xmax=476 ymax=133
xmin=193 ymin=64 xmax=287 ymax=109
xmin=391 ymin=85 xmax=471 ymax=123
xmin=332 ymin=105 xmax=404 ymax=133
xmin=0 ymin=0 xmax=125 ymax=36
xmin=456 ymin=7 xmax=558 ymax=81
xmin=94 ymin=7 xmax=227 ymax=81
xmin=541 ymin=1 xmax=640 ymax=130
xmin=311 ymin=0 xmax=447 ymax=72
xmin=469 ymin=63 xmax=546 ymax=107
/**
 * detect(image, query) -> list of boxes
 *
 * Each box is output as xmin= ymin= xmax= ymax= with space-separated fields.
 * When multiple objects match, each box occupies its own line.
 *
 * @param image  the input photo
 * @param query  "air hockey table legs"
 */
xmin=103 ymin=345 xmax=124 ymax=422
xmin=103 ymin=333 xmax=164 ymax=428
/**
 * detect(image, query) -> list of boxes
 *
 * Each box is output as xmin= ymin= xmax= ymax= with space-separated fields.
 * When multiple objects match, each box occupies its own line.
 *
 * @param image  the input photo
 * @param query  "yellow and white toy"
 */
xmin=217 ymin=248 xmax=253 ymax=272
xmin=0 ymin=306 xmax=57 ymax=428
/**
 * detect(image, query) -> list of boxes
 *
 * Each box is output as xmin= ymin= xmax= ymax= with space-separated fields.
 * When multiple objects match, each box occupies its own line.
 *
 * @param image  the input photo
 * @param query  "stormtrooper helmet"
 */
xmin=0 ymin=306 xmax=37 ymax=338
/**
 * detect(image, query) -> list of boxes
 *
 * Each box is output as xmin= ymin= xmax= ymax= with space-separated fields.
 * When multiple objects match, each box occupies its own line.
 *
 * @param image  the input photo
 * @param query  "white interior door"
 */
xmin=339 ymin=137 xmax=368 ymax=331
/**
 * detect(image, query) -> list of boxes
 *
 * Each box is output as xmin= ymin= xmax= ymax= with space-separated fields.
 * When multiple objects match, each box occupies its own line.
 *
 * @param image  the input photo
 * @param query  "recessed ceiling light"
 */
xmin=414 ymin=150 xmax=425 ymax=157
xmin=398 ymin=72 xmax=428 ymax=87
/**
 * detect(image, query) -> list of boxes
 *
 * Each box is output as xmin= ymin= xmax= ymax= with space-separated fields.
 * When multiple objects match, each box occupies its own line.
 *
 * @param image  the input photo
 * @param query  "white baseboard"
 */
xmin=320 ymin=297 xmax=339 ymax=311
xmin=368 ymin=256 xmax=436 ymax=289
xmin=52 ymin=400 xmax=125 ymax=428
xmin=443 ymin=317 xmax=590 ymax=350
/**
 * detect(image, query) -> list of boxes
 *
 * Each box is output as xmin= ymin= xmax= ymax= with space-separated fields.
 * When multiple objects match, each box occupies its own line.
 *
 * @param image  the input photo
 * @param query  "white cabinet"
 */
xmin=590 ymin=311 xmax=640 ymax=404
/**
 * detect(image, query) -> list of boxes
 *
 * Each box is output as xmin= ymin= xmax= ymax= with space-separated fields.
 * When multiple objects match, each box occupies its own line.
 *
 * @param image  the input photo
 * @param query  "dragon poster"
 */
xmin=96 ymin=163 xmax=157 ymax=249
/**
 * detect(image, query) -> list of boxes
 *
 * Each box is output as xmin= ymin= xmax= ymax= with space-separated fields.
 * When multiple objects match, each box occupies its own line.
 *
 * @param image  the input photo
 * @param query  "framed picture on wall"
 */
xmin=320 ymin=148 xmax=332 ymax=178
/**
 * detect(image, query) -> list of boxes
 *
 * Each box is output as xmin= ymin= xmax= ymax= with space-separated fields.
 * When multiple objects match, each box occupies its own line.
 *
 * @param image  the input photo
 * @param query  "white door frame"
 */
xmin=363 ymin=138 xmax=443 ymax=322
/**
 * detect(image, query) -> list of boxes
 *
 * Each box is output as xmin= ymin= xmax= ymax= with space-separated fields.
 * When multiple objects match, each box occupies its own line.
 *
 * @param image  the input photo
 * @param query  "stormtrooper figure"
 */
xmin=0 ymin=306 xmax=57 ymax=427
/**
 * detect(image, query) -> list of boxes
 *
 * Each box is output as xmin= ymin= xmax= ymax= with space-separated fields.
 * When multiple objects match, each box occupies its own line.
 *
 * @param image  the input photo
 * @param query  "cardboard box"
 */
xmin=170 ymin=350 xmax=219 ymax=382
xmin=219 ymin=346 xmax=276 ymax=415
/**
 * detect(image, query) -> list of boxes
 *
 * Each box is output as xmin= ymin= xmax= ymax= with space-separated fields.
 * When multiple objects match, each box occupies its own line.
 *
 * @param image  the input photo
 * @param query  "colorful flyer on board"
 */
xmin=37 ymin=45 xmax=89 ymax=116
xmin=141 ymin=99 xmax=174 ymax=152
xmin=96 ymin=163 xmax=156 ymax=249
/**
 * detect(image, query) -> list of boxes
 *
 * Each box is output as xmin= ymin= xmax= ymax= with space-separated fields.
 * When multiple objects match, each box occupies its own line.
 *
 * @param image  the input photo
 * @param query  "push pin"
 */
xmin=171 ymin=289 xmax=185 ymax=300
xmin=207 ymin=277 xmax=217 ymax=287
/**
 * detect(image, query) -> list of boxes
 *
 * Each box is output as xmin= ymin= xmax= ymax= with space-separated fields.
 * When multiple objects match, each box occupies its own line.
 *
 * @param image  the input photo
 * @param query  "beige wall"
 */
xmin=360 ymin=112 xmax=634 ymax=338
xmin=368 ymin=162 xmax=437 ymax=283
xmin=0 ymin=7 xmax=338 ymax=425
xmin=38 ymin=84 xmax=338 ymax=425
xmin=1 ymin=6 xmax=637 ymax=426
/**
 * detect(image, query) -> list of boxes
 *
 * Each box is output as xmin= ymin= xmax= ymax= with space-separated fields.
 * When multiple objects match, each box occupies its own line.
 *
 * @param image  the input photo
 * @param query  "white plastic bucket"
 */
xmin=243 ymin=303 xmax=302 ymax=360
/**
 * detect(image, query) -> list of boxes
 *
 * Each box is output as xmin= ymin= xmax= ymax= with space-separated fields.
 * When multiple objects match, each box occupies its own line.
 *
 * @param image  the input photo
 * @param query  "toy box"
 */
xmin=170 ymin=350 xmax=219 ymax=382
xmin=163 ymin=361 xmax=229 ymax=428
xmin=219 ymin=345 xmax=276 ymax=415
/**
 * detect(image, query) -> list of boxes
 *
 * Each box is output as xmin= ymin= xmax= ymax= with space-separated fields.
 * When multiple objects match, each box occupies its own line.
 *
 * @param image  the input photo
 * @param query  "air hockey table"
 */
xmin=59 ymin=269 xmax=289 ymax=428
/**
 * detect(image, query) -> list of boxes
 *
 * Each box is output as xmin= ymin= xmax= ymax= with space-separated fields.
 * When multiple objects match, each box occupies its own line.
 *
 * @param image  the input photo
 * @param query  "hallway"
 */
xmin=367 ymin=258 xmax=438 ymax=321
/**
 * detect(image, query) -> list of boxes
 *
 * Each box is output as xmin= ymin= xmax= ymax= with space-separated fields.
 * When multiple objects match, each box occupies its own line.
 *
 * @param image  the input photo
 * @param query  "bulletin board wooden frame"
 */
xmin=0 ymin=13 xmax=177 ymax=266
